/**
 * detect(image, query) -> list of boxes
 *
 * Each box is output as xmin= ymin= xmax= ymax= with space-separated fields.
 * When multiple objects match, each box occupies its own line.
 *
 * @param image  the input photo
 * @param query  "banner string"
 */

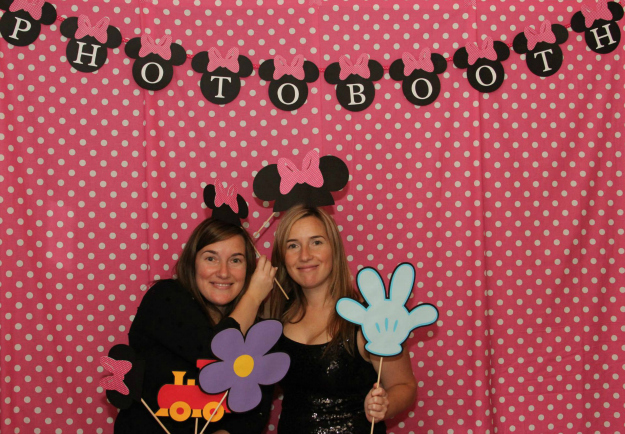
xmin=43 ymin=8 xmax=590 ymax=70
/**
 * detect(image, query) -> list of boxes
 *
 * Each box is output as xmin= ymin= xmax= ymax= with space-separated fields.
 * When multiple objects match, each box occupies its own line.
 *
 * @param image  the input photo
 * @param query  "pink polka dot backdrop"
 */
xmin=1 ymin=0 xmax=624 ymax=433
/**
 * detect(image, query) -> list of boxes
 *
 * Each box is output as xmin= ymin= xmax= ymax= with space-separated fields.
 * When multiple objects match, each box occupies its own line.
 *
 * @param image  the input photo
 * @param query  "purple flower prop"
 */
xmin=198 ymin=320 xmax=290 ymax=413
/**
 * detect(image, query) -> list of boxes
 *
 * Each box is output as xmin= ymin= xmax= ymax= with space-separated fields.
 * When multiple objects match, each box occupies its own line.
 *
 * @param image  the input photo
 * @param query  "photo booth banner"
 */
xmin=1 ymin=1 xmax=624 ymax=434
xmin=1 ymin=0 xmax=624 ymax=109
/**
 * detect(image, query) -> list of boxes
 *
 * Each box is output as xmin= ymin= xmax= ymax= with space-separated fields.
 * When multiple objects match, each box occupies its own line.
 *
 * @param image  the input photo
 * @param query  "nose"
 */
xmin=216 ymin=261 xmax=229 ymax=278
xmin=300 ymin=244 xmax=312 ymax=261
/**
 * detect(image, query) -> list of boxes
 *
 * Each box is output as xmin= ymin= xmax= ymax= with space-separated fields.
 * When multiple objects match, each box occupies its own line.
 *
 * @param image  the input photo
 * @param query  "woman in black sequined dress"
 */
xmin=270 ymin=206 xmax=417 ymax=434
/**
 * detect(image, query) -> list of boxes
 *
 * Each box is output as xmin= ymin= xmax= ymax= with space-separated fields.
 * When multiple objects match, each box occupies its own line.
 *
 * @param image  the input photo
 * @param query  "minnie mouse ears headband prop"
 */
xmin=253 ymin=149 xmax=349 ymax=212
xmin=204 ymin=180 xmax=249 ymax=227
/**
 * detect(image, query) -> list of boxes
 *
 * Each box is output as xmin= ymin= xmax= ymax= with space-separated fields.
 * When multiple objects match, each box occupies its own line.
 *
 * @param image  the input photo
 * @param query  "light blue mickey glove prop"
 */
xmin=336 ymin=262 xmax=439 ymax=357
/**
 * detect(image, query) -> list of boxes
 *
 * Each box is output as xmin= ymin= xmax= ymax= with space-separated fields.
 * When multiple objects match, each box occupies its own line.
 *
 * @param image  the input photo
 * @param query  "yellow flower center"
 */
xmin=233 ymin=354 xmax=254 ymax=378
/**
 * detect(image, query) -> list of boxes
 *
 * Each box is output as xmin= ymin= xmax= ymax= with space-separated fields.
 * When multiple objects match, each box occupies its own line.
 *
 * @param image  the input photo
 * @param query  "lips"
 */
xmin=297 ymin=265 xmax=318 ymax=272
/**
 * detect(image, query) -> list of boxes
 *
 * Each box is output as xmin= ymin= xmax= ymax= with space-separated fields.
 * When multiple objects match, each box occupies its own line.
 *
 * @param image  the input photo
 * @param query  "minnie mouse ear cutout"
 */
xmin=60 ymin=15 xmax=123 ymax=73
xmin=0 ymin=0 xmax=57 ymax=46
xmin=99 ymin=344 xmax=145 ymax=410
xmin=570 ymin=0 xmax=623 ymax=54
xmin=204 ymin=180 xmax=249 ymax=226
xmin=253 ymin=149 xmax=349 ymax=212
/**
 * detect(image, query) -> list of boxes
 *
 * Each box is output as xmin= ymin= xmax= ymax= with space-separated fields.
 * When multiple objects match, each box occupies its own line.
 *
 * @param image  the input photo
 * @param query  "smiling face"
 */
xmin=284 ymin=216 xmax=334 ymax=294
xmin=194 ymin=235 xmax=247 ymax=307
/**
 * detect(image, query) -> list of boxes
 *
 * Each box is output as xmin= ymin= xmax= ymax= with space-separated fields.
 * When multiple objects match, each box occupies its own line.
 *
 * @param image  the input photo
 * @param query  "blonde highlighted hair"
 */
xmin=269 ymin=205 xmax=357 ymax=354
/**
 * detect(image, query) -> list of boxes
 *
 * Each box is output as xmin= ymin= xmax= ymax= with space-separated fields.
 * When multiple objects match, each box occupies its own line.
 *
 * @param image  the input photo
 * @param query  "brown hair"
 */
xmin=176 ymin=218 xmax=256 ymax=326
xmin=269 ymin=205 xmax=357 ymax=355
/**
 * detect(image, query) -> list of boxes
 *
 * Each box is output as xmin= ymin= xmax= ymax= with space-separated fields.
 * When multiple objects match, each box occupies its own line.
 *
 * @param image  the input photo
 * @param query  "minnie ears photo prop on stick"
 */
xmin=204 ymin=180 xmax=249 ymax=227
xmin=453 ymin=36 xmax=510 ymax=93
xmin=324 ymin=54 xmax=384 ymax=112
xmin=100 ymin=344 xmax=145 ymax=410
xmin=258 ymin=55 xmax=320 ymax=111
xmin=192 ymin=47 xmax=254 ymax=104
xmin=571 ymin=0 xmax=623 ymax=54
xmin=513 ymin=20 xmax=568 ymax=77
xmin=60 ymin=15 xmax=122 ymax=73
xmin=389 ymin=49 xmax=447 ymax=106
xmin=253 ymin=149 xmax=349 ymax=212
xmin=0 ymin=0 xmax=57 ymax=46
xmin=125 ymin=33 xmax=187 ymax=91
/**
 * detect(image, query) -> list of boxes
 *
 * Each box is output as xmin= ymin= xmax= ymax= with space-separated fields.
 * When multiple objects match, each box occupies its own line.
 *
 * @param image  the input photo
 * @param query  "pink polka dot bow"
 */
xmin=214 ymin=181 xmax=240 ymax=213
xmin=466 ymin=36 xmax=497 ymax=65
xmin=278 ymin=150 xmax=324 ymax=194
xmin=403 ymin=49 xmax=435 ymax=74
xmin=139 ymin=34 xmax=172 ymax=60
xmin=207 ymin=47 xmax=240 ymax=73
xmin=75 ymin=15 xmax=110 ymax=44
xmin=99 ymin=356 xmax=132 ymax=395
xmin=581 ymin=0 xmax=613 ymax=27
xmin=339 ymin=54 xmax=371 ymax=80
xmin=273 ymin=55 xmax=306 ymax=80
xmin=9 ymin=0 xmax=44 ymax=20
xmin=524 ymin=20 xmax=556 ymax=50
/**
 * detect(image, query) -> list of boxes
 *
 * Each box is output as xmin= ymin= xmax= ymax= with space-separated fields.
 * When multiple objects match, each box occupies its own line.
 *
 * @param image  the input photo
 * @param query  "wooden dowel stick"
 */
xmin=252 ymin=212 xmax=276 ymax=239
xmin=195 ymin=417 xmax=198 ymax=434
xmin=370 ymin=357 xmax=384 ymax=434
xmin=251 ymin=243 xmax=289 ymax=300
xmin=141 ymin=398 xmax=172 ymax=434
xmin=199 ymin=391 xmax=228 ymax=434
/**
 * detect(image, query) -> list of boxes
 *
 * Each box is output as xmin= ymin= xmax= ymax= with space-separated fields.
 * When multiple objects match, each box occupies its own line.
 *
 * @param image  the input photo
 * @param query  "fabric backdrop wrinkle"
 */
xmin=1 ymin=1 xmax=624 ymax=434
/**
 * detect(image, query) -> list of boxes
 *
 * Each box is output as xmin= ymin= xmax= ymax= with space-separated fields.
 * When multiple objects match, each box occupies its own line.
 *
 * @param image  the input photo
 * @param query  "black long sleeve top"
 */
xmin=114 ymin=279 xmax=273 ymax=434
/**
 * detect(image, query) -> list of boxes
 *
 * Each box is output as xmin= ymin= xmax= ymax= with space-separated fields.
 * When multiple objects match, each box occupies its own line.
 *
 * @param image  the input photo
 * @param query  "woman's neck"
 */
xmin=302 ymin=284 xmax=333 ymax=310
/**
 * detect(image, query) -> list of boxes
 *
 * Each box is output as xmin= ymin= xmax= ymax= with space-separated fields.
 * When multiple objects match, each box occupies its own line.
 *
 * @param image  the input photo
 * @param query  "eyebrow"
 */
xmin=201 ymin=250 xmax=245 ymax=257
xmin=286 ymin=235 xmax=325 ymax=243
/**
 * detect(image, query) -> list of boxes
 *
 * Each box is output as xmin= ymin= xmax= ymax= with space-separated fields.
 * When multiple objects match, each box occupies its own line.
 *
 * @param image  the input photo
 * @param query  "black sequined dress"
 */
xmin=277 ymin=332 xmax=386 ymax=434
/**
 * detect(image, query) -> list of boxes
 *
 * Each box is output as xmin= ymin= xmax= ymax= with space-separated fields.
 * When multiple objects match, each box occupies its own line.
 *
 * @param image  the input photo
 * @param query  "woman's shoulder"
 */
xmin=138 ymin=279 xmax=194 ymax=311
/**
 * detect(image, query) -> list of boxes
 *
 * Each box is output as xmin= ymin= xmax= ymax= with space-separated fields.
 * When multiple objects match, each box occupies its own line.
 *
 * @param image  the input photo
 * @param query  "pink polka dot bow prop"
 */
xmin=339 ymin=54 xmax=371 ymax=80
xmin=207 ymin=47 xmax=240 ymax=73
xmin=139 ymin=34 xmax=172 ymax=60
xmin=75 ymin=15 xmax=110 ymax=43
xmin=466 ymin=36 xmax=498 ymax=65
xmin=9 ymin=0 xmax=44 ymax=20
xmin=100 ymin=356 xmax=132 ymax=395
xmin=278 ymin=150 xmax=324 ymax=194
xmin=214 ymin=181 xmax=240 ymax=213
xmin=581 ymin=0 xmax=613 ymax=27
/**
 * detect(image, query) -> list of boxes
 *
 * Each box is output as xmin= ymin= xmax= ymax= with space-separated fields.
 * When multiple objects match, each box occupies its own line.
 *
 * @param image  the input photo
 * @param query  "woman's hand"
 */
xmin=364 ymin=383 xmax=389 ymax=422
xmin=247 ymin=255 xmax=277 ymax=304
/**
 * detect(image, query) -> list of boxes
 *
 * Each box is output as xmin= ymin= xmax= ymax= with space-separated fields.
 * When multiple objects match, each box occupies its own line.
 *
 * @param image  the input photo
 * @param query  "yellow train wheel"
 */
xmin=170 ymin=401 xmax=191 ymax=422
xmin=202 ymin=401 xmax=225 ymax=422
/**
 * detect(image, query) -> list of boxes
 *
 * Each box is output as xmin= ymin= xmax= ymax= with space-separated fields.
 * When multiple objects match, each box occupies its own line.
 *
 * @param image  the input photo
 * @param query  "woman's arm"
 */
xmin=361 ymin=334 xmax=417 ymax=422
xmin=228 ymin=255 xmax=276 ymax=334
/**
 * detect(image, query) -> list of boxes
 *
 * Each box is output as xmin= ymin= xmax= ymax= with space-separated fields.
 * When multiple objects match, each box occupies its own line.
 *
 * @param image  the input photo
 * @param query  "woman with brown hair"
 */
xmin=270 ymin=205 xmax=417 ymax=434
xmin=115 ymin=217 xmax=276 ymax=434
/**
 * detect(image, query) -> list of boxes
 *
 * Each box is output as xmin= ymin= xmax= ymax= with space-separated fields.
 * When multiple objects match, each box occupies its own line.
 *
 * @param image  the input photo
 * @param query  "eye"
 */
xmin=287 ymin=243 xmax=298 ymax=250
xmin=231 ymin=257 xmax=243 ymax=264
xmin=206 ymin=256 xmax=217 ymax=262
xmin=312 ymin=239 xmax=324 ymax=246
